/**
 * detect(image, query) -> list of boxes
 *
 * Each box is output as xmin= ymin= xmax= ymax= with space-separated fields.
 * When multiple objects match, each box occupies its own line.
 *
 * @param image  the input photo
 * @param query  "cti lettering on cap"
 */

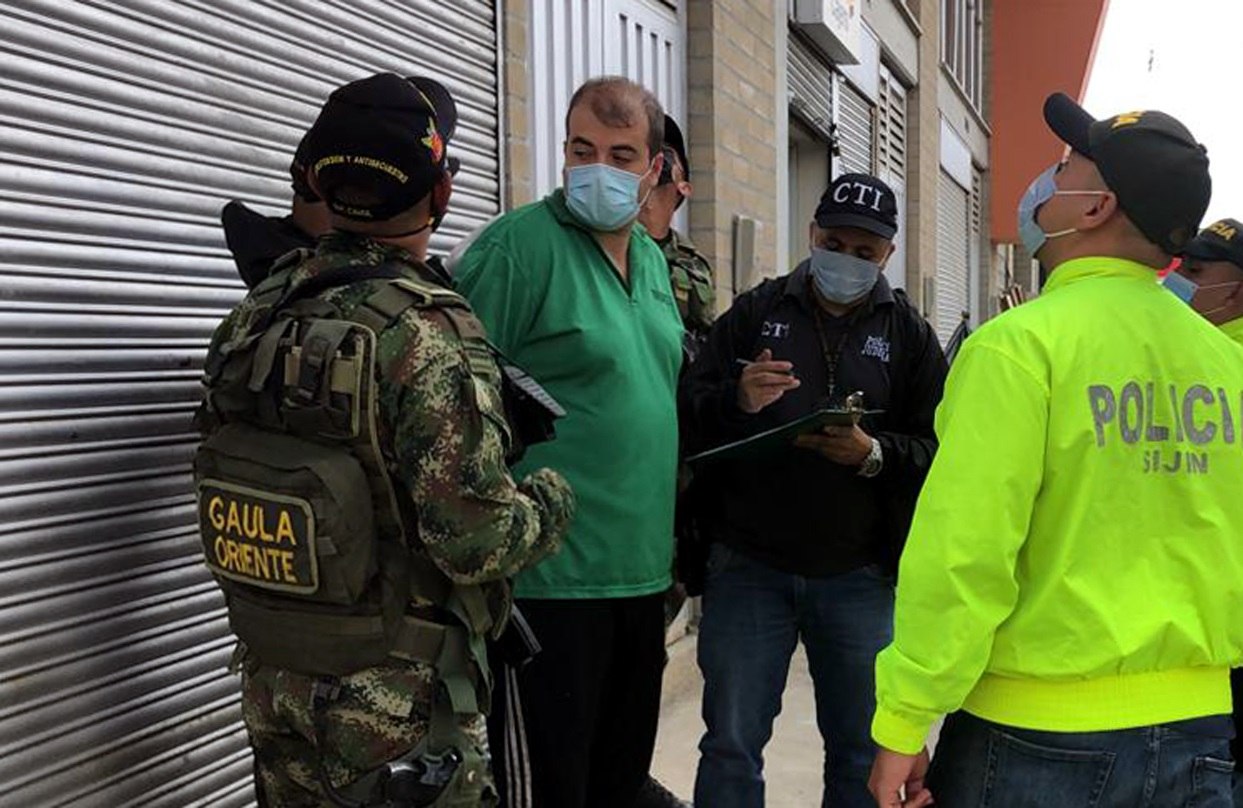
xmin=197 ymin=480 xmax=318 ymax=595
xmin=831 ymin=181 xmax=885 ymax=212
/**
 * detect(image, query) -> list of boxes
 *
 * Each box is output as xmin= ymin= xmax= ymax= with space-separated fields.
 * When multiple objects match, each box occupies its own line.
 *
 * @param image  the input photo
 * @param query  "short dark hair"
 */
xmin=565 ymin=76 xmax=664 ymax=159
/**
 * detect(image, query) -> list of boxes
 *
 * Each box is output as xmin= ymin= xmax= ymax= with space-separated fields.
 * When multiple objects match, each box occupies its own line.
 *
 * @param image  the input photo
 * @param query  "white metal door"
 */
xmin=876 ymin=65 xmax=908 ymax=288
xmin=936 ymin=170 xmax=971 ymax=345
xmin=529 ymin=0 xmax=686 ymax=199
xmin=0 ymin=1 xmax=501 ymax=805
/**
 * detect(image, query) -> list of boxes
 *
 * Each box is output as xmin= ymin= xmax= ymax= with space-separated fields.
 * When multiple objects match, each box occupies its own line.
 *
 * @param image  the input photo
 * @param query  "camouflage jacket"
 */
xmin=203 ymin=231 xmax=575 ymax=588
xmin=659 ymin=227 xmax=716 ymax=337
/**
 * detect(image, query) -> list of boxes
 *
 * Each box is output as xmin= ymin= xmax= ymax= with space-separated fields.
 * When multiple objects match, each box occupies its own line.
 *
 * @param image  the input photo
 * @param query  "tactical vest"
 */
xmin=194 ymin=254 xmax=501 ymax=711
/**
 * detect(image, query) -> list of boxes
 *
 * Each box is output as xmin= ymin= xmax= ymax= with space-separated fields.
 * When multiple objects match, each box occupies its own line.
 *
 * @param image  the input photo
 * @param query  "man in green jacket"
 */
xmin=869 ymin=93 xmax=1243 ymax=808
xmin=455 ymin=77 xmax=683 ymax=808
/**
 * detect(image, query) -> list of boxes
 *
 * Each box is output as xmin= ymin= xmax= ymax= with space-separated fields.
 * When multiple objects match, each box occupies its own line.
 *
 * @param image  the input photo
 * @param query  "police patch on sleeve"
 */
xmin=198 ymin=479 xmax=318 ymax=594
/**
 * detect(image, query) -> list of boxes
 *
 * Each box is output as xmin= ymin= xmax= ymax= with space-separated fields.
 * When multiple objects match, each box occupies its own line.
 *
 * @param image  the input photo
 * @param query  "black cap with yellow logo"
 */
xmin=1043 ymin=92 xmax=1211 ymax=254
xmin=302 ymin=72 xmax=457 ymax=222
xmin=1184 ymin=218 xmax=1243 ymax=270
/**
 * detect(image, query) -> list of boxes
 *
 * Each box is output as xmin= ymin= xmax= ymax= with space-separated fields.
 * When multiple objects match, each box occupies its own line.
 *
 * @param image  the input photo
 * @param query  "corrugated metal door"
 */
xmin=835 ymin=77 xmax=875 ymax=177
xmin=970 ymin=167 xmax=983 ymax=325
xmin=788 ymin=33 xmax=834 ymax=141
xmin=876 ymin=65 xmax=907 ymax=286
xmin=0 ymin=1 xmax=500 ymax=806
xmin=936 ymin=170 xmax=971 ymax=345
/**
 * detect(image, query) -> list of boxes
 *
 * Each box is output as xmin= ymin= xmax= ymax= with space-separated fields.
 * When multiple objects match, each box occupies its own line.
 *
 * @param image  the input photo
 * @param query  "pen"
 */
xmin=735 ymin=358 xmax=795 ymax=376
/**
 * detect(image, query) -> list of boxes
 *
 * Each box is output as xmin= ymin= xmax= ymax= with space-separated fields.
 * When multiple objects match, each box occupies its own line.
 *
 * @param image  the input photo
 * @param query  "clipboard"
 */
xmin=685 ymin=407 xmax=883 ymax=465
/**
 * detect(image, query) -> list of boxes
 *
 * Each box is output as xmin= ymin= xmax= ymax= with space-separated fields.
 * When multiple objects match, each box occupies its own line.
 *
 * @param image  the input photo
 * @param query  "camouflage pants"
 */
xmin=241 ymin=659 xmax=493 ymax=807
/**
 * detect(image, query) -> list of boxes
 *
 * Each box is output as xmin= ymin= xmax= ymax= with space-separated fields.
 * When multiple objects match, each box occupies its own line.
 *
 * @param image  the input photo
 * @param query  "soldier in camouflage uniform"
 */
xmin=639 ymin=114 xmax=716 ymax=357
xmin=198 ymin=73 xmax=573 ymax=807
xmin=632 ymin=114 xmax=715 ymax=808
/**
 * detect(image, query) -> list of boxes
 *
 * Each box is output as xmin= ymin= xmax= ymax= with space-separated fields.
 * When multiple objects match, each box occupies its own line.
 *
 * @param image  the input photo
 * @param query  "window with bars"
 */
xmin=941 ymin=0 xmax=984 ymax=111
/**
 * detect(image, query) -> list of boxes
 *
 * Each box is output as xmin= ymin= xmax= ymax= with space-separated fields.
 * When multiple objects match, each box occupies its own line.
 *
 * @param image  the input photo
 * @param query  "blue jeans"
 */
xmin=693 ymin=544 xmax=894 ymax=808
xmin=929 ymin=711 xmax=1235 ymax=808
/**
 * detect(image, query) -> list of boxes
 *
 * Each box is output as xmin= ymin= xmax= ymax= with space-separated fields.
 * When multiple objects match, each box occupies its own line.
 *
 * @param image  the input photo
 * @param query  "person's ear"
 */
xmin=1079 ymin=191 xmax=1119 ymax=232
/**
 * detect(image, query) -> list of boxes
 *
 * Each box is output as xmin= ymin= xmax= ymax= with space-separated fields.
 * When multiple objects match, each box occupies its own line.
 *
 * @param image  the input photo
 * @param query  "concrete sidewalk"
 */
xmin=650 ymin=634 xmax=825 ymax=807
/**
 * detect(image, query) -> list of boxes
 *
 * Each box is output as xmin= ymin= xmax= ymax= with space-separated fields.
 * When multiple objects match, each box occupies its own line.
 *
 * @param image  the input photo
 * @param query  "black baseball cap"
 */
xmin=814 ymin=173 xmax=898 ymax=239
xmin=289 ymin=75 xmax=458 ymax=203
xmin=660 ymin=114 xmax=690 ymax=183
xmin=301 ymin=72 xmax=458 ymax=221
xmin=1043 ymin=92 xmax=1210 ymax=254
xmin=1184 ymin=218 xmax=1243 ymax=270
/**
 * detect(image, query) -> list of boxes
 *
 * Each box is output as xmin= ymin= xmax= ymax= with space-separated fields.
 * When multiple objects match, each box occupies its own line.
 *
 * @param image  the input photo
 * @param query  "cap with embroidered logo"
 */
xmin=1043 ymin=92 xmax=1210 ymax=254
xmin=301 ymin=72 xmax=457 ymax=222
xmin=1184 ymin=218 xmax=1243 ymax=270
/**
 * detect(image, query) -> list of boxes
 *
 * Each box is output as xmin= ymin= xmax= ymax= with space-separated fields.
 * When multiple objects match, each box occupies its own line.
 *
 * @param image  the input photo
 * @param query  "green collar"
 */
xmin=1219 ymin=315 xmax=1243 ymax=346
xmin=1042 ymin=256 xmax=1157 ymax=294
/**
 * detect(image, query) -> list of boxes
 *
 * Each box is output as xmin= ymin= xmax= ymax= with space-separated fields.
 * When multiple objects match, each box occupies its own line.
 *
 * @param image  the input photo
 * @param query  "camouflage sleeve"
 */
xmin=668 ymin=251 xmax=717 ymax=335
xmin=375 ymin=307 xmax=575 ymax=585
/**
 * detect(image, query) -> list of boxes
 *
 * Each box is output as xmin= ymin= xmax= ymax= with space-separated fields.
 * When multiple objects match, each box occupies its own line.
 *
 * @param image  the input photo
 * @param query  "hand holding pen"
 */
xmin=735 ymin=349 xmax=800 ymax=414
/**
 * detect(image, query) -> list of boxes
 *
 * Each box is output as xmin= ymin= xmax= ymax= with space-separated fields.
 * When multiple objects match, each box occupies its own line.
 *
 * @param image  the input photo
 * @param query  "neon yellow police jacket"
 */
xmin=873 ymin=256 xmax=1243 ymax=754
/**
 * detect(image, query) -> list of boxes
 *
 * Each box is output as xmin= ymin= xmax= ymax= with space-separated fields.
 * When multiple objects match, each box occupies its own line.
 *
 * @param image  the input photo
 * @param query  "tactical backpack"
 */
xmin=194 ymin=254 xmax=503 ymax=805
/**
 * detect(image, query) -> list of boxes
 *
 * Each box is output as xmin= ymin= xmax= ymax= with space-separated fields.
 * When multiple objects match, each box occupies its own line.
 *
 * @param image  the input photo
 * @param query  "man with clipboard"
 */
xmin=680 ymin=173 xmax=947 ymax=808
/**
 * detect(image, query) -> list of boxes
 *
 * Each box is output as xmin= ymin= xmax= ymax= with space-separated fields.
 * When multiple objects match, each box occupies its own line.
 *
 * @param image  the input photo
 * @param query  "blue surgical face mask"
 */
xmin=1017 ymin=164 xmax=1105 ymax=257
xmin=809 ymin=247 xmax=881 ymax=304
xmin=1161 ymin=271 xmax=1199 ymax=304
xmin=564 ymin=162 xmax=651 ymax=232
xmin=1162 ymin=272 xmax=1242 ymax=315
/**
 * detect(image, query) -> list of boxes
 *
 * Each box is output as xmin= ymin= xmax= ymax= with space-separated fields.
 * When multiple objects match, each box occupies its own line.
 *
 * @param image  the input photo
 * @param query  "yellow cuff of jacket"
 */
xmin=871 ymin=707 xmax=931 ymax=755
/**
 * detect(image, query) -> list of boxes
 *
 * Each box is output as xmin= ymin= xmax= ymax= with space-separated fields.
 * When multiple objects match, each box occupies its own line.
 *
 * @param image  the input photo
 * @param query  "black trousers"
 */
xmin=1231 ymin=667 xmax=1243 ymax=762
xmin=488 ymin=593 xmax=666 ymax=808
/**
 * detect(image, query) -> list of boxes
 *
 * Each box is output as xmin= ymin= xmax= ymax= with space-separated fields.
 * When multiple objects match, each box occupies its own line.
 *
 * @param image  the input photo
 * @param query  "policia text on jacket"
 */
xmin=1088 ymin=381 xmax=1243 ymax=474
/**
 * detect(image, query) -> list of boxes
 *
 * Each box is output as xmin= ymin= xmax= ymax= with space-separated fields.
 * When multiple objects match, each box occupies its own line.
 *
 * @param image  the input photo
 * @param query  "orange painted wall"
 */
xmin=990 ymin=0 xmax=1110 ymax=242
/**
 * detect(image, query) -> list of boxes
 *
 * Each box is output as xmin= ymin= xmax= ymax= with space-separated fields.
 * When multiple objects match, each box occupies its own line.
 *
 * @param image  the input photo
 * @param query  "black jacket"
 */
xmin=681 ymin=262 xmax=947 ymax=576
xmin=221 ymin=201 xmax=315 ymax=288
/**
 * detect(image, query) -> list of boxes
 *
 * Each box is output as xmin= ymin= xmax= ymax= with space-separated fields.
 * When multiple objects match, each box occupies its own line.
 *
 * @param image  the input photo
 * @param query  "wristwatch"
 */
xmin=858 ymin=437 xmax=883 ymax=478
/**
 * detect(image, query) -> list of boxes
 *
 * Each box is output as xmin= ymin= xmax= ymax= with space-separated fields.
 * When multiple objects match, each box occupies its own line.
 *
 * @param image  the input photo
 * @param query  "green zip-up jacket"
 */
xmin=873 ymin=256 xmax=1243 ymax=754
xmin=455 ymin=191 xmax=684 ymax=599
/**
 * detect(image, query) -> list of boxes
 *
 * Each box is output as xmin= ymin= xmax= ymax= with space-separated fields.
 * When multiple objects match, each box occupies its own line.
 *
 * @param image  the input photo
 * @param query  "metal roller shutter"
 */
xmin=970 ymin=167 xmax=983 ymax=324
xmin=788 ymin=33 xmax=834 ymax=141
xmin=936 ymin=170 xmax=971 ymax=345
xmin=836 ymin=77 xmax=874 ymax=176
xmin=876 ymin=65 xmax=907 ymax=284
xmin=0 ymin=1 xmax=500 ymax=806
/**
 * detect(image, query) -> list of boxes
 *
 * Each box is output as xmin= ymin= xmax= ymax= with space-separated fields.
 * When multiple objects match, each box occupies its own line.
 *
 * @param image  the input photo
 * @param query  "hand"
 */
xmin=736 ymin=349 xmax=800 ymax=414
xmin=869 ymin=747 xmax=933 ymax=808
xmin=794 ymin=423 xmax=873 ymax=466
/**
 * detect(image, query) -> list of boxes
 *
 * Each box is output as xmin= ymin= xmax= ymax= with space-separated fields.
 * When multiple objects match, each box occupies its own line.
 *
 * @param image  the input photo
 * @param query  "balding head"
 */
xmin=565 ymin=76 xmax=664 ymax=160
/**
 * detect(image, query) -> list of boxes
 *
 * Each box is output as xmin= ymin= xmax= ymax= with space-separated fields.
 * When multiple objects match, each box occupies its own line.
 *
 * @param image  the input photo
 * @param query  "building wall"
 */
xmin=503 ymin=0 xmax=534 ymax=209
xmin=687 ymin=1 xmax=780 ymax=298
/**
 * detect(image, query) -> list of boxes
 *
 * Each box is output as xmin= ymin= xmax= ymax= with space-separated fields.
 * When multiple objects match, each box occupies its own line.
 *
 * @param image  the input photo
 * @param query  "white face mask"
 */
xmin=809 ymin=247 xmax=881 ymax=304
